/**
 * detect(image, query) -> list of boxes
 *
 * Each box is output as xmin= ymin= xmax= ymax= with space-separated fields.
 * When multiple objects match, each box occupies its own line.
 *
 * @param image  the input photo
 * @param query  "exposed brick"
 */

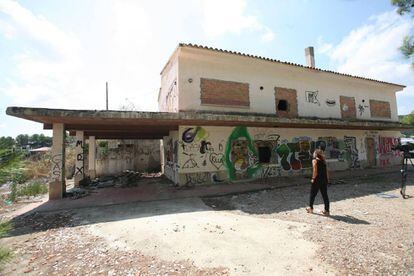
xmin=370 ymin=100 xmax=391 ymax=118
xmin=200 ymin=78 xmax=250 ymax=107
xmin=274 ymin=87 xmax=298 ymax=118
xmin=340 ymin=96 xmax=356 ymax=119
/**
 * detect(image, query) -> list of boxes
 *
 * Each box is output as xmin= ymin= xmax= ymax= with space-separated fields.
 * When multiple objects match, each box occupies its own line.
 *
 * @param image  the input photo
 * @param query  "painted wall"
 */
xmin=158 ymin=49 xmax=179 ymax=112
xmin=95 ymin=140 xmax=161 ymax=177
xmin=177 ymin=47 xmax=402 ymax=121
xmin=163 ymin=131 xmax=179 ymax=184
xmin=163 ymin=125 xmax=402 ymax=186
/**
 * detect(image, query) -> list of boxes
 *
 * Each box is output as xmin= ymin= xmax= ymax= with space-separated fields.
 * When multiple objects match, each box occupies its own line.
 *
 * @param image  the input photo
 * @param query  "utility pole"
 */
xmin=106 ymin=82 xmax=109 ymax=110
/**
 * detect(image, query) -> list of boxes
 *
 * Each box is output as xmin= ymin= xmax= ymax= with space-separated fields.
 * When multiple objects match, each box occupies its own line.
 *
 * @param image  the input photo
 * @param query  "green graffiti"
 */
xmin=225 ymin=126 xmax=260 ymax=180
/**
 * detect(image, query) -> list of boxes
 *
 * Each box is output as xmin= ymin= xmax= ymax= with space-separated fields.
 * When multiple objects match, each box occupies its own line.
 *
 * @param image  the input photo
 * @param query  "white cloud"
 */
xmin=201 ymin=0 xmax=274 ymax=42
xmin=316 ymin=37 xmax=333 ymax=54
xmin=319 ymin=10 xmax=414 ymax=115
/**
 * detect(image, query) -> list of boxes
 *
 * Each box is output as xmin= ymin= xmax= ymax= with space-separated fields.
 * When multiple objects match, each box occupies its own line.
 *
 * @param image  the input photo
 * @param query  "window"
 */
xmin=277 ymin=100 xmax=288 ymax=111
xmin=258 ymin=146 xmax=271 ymax=163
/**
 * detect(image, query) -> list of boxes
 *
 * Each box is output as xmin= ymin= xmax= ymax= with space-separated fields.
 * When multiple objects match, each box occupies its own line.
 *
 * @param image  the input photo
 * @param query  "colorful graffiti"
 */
xmin=225 ymin=126 xmax=259 ymax=180
xmin=182 ymin=127 xmax=209 ymax=143
xmin=378 ymin=136 xmax=401 ymax=166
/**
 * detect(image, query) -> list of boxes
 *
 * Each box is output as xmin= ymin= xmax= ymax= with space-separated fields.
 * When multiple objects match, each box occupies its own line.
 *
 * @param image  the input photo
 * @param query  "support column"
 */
xmin=74 ymin=131 xmax=85 ymax=186
xmin=88 ymin=136 xmax=96 ymax=179
xmin=50 ymin=123 xmax=65 ymax=200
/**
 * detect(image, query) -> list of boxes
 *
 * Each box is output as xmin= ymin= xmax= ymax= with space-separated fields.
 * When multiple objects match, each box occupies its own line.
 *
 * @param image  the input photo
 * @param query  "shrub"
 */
xmin=16 ymin=182 xmax=48 ymax=197
xmin=0 ymin=220 xmax=12 ymax=269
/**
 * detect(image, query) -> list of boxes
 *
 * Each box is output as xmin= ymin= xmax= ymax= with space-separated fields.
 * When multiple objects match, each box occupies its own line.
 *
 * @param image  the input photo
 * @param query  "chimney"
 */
xmin=305 ymin=46 xmax=315 ymax=68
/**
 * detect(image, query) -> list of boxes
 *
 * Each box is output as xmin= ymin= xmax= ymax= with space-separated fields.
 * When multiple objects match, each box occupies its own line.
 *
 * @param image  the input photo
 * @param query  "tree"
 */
xmin=392 ymin=0 xmax=414 ymax=67
xmin=15 ymin=134 xmax=29 ymax=148
xmin=0 ymin=136 xmax=15 ymax=149
xmin=401 ymin=111 xmax=414 ymax=124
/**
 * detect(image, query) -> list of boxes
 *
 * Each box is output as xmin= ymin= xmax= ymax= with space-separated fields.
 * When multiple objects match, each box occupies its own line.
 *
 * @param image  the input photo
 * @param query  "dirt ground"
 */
xmin=1 ymin=171 xmax=413 ymax=275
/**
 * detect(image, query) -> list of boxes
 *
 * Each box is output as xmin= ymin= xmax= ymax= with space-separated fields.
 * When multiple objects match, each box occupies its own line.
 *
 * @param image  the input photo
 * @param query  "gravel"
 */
xmin=203 ymin=172 xmax=414 ymax=275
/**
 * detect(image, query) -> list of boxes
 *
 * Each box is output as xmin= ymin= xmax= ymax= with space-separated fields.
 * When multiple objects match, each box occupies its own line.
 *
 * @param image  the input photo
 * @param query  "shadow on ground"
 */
xmin=4 ymin=169 xmax=413 ymax=237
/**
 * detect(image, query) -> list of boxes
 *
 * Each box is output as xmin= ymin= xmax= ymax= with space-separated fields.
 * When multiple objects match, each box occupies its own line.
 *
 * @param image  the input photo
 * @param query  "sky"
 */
xmin=0 ymin=0 xmax=413 ymax=137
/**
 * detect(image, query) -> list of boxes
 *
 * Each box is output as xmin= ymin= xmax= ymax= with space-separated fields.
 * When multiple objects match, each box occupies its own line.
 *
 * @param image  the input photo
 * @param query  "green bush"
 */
xmin=0 ymin=153 xmax=28 ymax=185
xmin=16 ymin=182 xmax=48 ymax=197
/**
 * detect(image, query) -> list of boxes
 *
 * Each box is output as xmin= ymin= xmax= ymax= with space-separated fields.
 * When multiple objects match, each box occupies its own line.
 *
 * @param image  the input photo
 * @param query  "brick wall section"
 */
xmin=340 ymin=96 xmax=356 ymax=119
xmin=370 ymin=100 xmax=391 ymax=118
xmin=200 ymin=78 xmax=250 ymax=107
xmin=274 ymin=87 xmax=298 ymax=118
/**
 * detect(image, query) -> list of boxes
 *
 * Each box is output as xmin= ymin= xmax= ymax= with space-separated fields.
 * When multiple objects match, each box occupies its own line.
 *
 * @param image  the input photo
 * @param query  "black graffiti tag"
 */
xmin=209 ymin=153 xmax=224 ymax=170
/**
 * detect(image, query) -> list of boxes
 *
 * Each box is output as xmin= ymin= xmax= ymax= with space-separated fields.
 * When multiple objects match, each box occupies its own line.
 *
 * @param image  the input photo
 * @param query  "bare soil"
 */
xmin=0 ymin=170 xmax=413 ymax=275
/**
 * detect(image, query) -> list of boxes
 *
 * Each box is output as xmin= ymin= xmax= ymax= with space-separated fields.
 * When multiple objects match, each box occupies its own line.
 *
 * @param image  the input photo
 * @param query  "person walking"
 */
xmin=306 ymin=149 xmax=330 ymax=216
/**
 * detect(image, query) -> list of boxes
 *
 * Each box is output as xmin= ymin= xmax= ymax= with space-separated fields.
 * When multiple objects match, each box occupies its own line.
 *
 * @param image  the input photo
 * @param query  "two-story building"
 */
xmin=159 ymin=43 xmax=406 ymax=186
xmin=7 ymin=43 xmax=412 ymax=198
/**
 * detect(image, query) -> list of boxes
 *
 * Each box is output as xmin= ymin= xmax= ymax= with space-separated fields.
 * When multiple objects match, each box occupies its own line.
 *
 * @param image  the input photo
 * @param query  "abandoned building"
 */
xmin=6 ymin=43 xmax=413 ymax=199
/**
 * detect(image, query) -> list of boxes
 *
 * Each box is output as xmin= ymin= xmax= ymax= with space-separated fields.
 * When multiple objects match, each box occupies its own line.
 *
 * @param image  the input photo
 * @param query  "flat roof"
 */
xmin=6 ymin=107 xmax=414 ymax=139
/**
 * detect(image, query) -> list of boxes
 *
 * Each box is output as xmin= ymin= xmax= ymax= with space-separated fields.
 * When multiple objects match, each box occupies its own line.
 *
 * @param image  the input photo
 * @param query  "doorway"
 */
xmin=366 ymin=137 xmax=376 ymax=167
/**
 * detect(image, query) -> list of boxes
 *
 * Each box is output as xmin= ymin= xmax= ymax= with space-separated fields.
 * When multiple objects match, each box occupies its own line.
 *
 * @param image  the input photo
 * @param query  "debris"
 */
xmin=66 ymin=187 xmax=89 ymax=200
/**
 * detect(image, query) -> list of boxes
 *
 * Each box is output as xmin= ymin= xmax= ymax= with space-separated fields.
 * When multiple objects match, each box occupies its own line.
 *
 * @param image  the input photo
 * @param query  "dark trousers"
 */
xmin=309 ymin=181 xmax=330 ymax=212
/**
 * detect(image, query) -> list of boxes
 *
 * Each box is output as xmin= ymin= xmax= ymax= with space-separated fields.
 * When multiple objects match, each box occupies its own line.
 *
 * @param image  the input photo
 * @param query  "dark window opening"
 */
xmin=260 ymin=86 xmax=264 ymax=90
xmin=258 ymin=146 xmax=271 ymax=163
xmin=277 ymin=100 xmax=288 ymax=111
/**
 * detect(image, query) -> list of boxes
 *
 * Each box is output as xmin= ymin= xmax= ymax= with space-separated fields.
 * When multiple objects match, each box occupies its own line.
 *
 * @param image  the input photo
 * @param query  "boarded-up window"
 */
xmin=274 ymin=87 xmax=298 ymax=118
xmin=340 ymin=96 xmax=356 ymax=119
xmin=200 ymin=78 xmax=250 ymax=107
xmin=370 ymin=100 xmax=391 ymax=118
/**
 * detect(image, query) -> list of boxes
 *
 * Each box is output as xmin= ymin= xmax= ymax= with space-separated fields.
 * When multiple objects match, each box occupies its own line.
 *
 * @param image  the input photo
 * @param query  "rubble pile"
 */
xmin=82 ymin=170 xmax=142 ymax=189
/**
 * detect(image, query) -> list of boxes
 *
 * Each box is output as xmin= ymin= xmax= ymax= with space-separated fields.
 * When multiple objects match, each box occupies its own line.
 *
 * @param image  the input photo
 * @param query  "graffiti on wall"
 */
xmin=378 ymin=136 xmax=401 ymax=166
xmin=305 ymin=91 xmax=320 ymax=105
xmin=163 ymin=80 xmax=178 ymax=112
xmin=179 ymin=127 xmax=225 ymax=175
xmin=75 ymin=139 xmax=84 ymax=176
xmin=51 ymin=154 xmax=63 ymax=180
xmin=182 ymin=127 xmax=209 ymax=144
xmin=358 ymin=104 xmax=369 ymax=116
xmin=176 ymin=126 xmax=404 ymax=186
xmin=344 ymin=136 xmax=360 ymax=168
xmin=225 ymin=126 xmax=259 ymax=180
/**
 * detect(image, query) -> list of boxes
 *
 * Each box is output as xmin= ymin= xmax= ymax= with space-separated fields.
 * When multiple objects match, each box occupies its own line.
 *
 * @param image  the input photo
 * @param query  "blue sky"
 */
xmin=0 ymin=0 xmax=413 ymax=137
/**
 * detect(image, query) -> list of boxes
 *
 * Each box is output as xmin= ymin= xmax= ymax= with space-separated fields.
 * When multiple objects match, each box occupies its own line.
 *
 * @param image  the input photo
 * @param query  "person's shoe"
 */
xmin=306 ymin=207 xmax=313 ymax=214
xmin=321 ymin=210 xmax=330 ymax=216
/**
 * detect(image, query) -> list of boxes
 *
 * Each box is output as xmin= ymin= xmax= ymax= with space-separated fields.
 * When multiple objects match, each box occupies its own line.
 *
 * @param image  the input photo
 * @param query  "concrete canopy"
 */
xmin=6 ymin=107 xmax=414 ymax=139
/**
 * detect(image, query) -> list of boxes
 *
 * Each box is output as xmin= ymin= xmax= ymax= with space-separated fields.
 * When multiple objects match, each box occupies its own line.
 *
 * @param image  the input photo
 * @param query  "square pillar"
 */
xmin=74 ymin=131 xmax=85 ymax=186
xmin=50 ymin=123 xmax=65 ymax=200
xmin=88 ymin=136 xmax=96 ymax=179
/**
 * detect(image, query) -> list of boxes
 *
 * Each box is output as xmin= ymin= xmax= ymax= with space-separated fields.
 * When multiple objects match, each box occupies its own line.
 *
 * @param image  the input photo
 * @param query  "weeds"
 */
xmin=17 ymin=182 xmax=48 ymax=197
xmin=0 ymin=220 xmax=12 ymax=269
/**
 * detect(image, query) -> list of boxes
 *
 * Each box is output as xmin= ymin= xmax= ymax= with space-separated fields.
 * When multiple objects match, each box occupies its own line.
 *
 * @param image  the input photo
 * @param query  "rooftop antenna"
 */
xmin=106 ymin=82 xmax=109 ymax=110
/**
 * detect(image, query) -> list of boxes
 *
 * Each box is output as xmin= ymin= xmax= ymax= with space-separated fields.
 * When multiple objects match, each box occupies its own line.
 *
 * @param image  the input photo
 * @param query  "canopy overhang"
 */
xmin=6 ymin=106 xmax=414 ymax=139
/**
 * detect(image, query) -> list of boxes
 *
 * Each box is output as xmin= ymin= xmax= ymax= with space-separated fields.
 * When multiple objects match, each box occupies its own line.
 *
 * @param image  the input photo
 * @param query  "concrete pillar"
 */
xmin=88 ymin=136 xmax=96 ymax=179
xmin=50 ymin=123 xmax=65 ymax=200
xmin=74 ymin=131 xmax=85 ymax=186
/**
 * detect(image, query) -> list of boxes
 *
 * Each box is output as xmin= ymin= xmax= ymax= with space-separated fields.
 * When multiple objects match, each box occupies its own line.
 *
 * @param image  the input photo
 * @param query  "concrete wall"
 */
xmin=163 ymin=125 xmax=402 ymax=186
xmin=177 ymin=47 xmax=402 ymax=122
xmin=159 ymin=49 xmax=179 ymax=112
xmin=96 ymin=140 xmax=161 ymax=177
xmin=163 ymin=131 xmax=179 ymax=184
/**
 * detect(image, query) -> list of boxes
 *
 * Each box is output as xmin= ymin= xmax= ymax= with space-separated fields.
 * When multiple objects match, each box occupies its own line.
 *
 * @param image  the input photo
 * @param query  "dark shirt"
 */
xmin=315 ymin=158 xmax=328 ymax=184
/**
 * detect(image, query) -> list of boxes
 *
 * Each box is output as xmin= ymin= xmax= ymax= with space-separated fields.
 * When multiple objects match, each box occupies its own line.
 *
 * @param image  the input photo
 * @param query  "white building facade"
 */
xmin=160 ymin=44 xmax=405 ymax=186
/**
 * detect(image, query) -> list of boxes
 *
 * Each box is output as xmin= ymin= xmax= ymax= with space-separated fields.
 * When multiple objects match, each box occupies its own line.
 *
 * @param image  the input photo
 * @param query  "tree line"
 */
xmin=0 ymin=134 xmax=52 ymax=150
